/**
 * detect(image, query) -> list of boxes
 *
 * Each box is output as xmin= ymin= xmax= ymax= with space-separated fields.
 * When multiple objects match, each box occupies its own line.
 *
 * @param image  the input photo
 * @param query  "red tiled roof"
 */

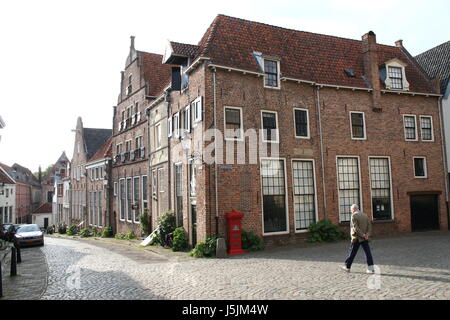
xmin=0 ymin=166 xmax=15 ymax=184
xmin=33 ymin=202 xmax=52 ymax=214
xmin=88 ymin=136 xmax=112 ymax=162
xmin=138 ymin=51 xmax=172 ymax=97
xmin=170 ymin=41 xmax=199 ymax=57
xmin=193 ymin=15 xmax=436 ymax=94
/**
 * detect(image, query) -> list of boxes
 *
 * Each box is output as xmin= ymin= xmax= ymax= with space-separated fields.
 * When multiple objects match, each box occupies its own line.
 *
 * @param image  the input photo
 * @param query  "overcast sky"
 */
xmin=0 ymin=0 xmax=448 ymax=173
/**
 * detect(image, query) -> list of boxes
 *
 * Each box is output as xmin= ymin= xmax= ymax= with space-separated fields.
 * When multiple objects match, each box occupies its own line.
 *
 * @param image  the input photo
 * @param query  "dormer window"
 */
xmin=263 ymin=59 xmax=280 ymax=88
xmin=388 ymin=66 xmax=403 ymax=89
xmin=384 ymin=59 xmax=409 ymax=91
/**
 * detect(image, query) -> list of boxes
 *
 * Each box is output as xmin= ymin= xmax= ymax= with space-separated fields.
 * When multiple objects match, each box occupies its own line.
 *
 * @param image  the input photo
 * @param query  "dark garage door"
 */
xmin=410 ymin=195 xmax=440 ymax=231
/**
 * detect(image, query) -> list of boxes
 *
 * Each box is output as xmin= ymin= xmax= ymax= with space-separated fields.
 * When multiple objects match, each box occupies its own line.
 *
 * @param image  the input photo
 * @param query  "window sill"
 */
xmin=372 ymin=219 xmax=395 ymax=224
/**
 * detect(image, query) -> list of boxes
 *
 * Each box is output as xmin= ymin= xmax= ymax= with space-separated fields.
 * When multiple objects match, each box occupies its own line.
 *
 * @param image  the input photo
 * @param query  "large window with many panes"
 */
xmin=119 ymin=179 xmax=125 ymax=220
xmin=133 ymin=177 xmax=140 ymax=222
xmin=292 ymin=160 xmax=316 ymax=230
xmin=261 ymin=159 xmax=287 ymax=234
xmin=126 ymin=177 xmax=132 ymax=221
xmin=388 ymin=66 xmax=403 ymax=89
xmin=369 ymin=157 xmax=392 ymax=221
xmin=403 ymin=115 xmax=417 ymax=141
xmin=337 ymin=157 xmax=361 ymax=222
xmin=264 ymin=59 xmax=279 ymax=88
xmin=420 ymin=116 xmax=433 ymax=141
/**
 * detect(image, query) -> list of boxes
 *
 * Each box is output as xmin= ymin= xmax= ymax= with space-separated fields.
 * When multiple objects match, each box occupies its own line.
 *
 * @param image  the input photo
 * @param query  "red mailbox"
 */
xmin=225 ymin=210 xmax=245 ymax=256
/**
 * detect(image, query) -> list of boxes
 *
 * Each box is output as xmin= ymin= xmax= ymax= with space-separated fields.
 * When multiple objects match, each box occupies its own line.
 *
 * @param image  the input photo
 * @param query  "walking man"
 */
xmin=342 ymin=204 xmax=375 ymax=273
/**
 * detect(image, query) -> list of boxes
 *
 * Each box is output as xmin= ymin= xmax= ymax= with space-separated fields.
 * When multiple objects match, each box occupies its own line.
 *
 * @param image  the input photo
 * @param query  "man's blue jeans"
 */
xmin=345 ymin=240 xmax=374 ymax=269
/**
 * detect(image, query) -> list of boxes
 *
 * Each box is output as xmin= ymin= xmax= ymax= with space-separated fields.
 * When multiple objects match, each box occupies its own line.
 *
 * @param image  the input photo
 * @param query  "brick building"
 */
xmin=69 ymin=117 xmax=111 ymax=227
xmin=111 ymin=37 xmax=171 ymax=235
xmin=152 ymin=15 xmax=448 ymax=246
xmin=85 ymin=136 xmax=113 ymax=231
xmin=0 ymin=162 xmax=41 ymax=224
xmin=0 ymin=165 xmax=15 ymax=224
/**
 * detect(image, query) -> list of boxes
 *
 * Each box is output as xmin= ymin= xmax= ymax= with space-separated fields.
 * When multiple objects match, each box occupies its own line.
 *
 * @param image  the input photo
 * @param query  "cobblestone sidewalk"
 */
xmin=0 ymin=246 xmax=48 ymax=300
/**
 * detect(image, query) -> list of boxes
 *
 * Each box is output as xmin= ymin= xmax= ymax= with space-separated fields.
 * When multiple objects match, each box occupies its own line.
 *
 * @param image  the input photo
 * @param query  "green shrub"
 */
xmin=307 ymin=219 xmax=348 ymax=243
xmin=66 ymin=225 xmax=77 ymax=236
xmin=172 ymin=227 xmax=188 ymax=252
xmin=101 ymin=226 xmax=113 ymax=238
xmin=139 ymin=209 xmax=150 ymax=236
xmin=114 ymin=231 xmax=136 ymax=240
xmin=46 ymin=226 xmax=54 ymax=234
xmin=58 ymin=224 xmax=67 ymax=234
xmin=79 ymin=228 xmax=92 ymax=238
xmin=148 ymin=211 xmax=176 ymax=246
xmin=190 ymin=236 xmax=222 ymax=258
xmin=241 ymin=230 xmax=264 ymax=251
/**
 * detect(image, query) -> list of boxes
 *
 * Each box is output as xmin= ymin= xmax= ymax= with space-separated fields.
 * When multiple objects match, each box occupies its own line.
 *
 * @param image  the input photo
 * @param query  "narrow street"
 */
xmin=5 ymin=231 xmax=446 ymax=300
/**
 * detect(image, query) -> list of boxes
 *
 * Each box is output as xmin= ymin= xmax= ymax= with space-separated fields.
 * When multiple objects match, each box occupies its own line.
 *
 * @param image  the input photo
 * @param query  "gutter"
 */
xmin=212 ymin=68 xmax=219 ymax=235
xmin=315 ymin=86 xmax=327 ymax=220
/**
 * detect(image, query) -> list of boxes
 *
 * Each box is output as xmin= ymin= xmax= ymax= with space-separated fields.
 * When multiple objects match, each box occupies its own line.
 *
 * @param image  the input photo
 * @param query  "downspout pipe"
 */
xmin=437 ymin=96 xmax=449 ymax=229
xmin=212 ymin=68 xmax=219 ymax=236
xmin=316 ymin=86 xmax=327 ymax=220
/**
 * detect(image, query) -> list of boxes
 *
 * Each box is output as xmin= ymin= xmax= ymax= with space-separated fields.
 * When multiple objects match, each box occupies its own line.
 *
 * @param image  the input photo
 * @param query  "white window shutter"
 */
xmin=174 ymin=113 xmax=179 ymax=138
xmin=197 ymin=96 xmax=203 ymax=122
xmin=168 ymin=116 xmax=172 ymax=138
xmin=186 ymin=105 xmax=191 ymax=132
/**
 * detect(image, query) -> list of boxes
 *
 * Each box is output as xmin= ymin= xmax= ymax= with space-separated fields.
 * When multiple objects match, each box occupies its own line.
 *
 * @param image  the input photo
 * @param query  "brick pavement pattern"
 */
xmin=39 ymin=231 xmax=450 ymax=300
xmin=1 ymin=246 xmax=48 ymax=300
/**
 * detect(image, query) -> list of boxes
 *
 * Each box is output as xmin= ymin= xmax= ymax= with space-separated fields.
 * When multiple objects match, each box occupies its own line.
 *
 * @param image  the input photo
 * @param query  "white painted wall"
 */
xmin=0 ymin=184 xmax=16 ymax=224
xmin=32 ymin=213 xmax=53 ymax=228
xmin=441 ymin=84 xmax=450 ymax=172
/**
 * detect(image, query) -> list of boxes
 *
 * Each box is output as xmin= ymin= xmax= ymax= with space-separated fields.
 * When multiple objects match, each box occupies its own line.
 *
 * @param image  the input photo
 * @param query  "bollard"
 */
xmin=15 ymin=242 xmax=21 ymax=264
xmin=10 ymin=247 xmax=17 ymax=276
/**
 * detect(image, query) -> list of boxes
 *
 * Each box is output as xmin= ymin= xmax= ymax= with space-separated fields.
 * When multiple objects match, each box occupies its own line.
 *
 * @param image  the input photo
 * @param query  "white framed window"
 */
xmin=403 ymin=115 xmax=418 ymax=141
xmin=292 ymin=159 xmax=317 ymax=231
xmin=168 ymin=116 xmax=173 ymax=138
xmin=369 ymin=157 xmax=393 ymax=221
xmin=184 ymin=105 xmax=191 ymax=133
xmin=336 ymin=156 xmax=362 ymax=222
xmin=141 ymin=175 xmax=148 ymax=214
xmin=260 ymin=158 xmax=288 ymax=235
xmin=419 ymin=116 xmax=434 ymax=142
xmin=155 ymin=123 xmax=162 ymax=149
xmin=384 ymin=59 xmax=409 ymax=91
xmin=133 ymin=176 xmax=140 ymax=223
xmin=192 ymin=96 xmax=203 ymax=124
xmin=413 ymin=157 xmax=427 ymax=178
xmin=126 ymin=177 xmax=132 ymax=221
xmin=224 ymin=106 xmax=243 ymax=141
xmin=261 ymin=110 xmax=279 ymax=143
xmin=263 ymin=59 xmax=280 ymax=89
xmin=293 ymin=108 xmax=309 ymax=139
xmin=116 ymin=143 xmax=123 ymax=155
xmin=135 ymin=136 xmax=143 ymax=148
xmin=98 ymin=191 xmax=102 ymax=227
xmin=114 ymin=182 xmax=117 ymax=197
xmin=125 ymin=140 xmax=132 ymax=152
xmin=349 ymin=111 xmax=366 ymax=140
xmin=119 ymin=178 xmax=125 ymax=221
xmin=174 ymin=112 xmax=180 ymax=138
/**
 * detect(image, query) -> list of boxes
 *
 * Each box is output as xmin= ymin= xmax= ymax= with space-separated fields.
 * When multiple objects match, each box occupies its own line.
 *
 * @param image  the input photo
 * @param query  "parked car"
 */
xmin=1 ymin=224 xmax=22 ymax=242
xmin=14 ymin=224 xmax=44 ymax=247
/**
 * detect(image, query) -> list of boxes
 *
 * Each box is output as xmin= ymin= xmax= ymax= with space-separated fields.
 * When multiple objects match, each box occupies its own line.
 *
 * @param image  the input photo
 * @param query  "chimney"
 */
xmin=38 ymin=165 xmax=42 ymax=184
xmin=362 ymin=31 xmax=381 ymax=110
xmin=395 ymin=39 xmax=403 ymax=48
xmin=130 ymin=36 xmax=135 ymax=50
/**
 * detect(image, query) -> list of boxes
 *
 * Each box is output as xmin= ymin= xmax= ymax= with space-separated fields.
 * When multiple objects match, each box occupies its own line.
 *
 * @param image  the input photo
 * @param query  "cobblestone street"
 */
xmin=34 ymin=231 xmax=450 ymax=300
xmin=2 ymin=232 xmax=448 ymax=300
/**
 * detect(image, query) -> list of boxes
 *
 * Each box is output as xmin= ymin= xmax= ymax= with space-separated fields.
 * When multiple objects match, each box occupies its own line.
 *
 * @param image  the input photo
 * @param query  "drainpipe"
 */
xmin=166 ymin=91 xmax=172 ymax=211
xmin=316 ymin=86 xmax=327 ymax=220
xmin=212 ymin=68 xmax=219 ymax=235
xmin=437 ymin=96 xmax=449 ymax=228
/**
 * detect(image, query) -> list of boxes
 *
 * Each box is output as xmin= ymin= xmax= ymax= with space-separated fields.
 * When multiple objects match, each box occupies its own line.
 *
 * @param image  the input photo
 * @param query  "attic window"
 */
xmin=263 ymin=59 xmax=280 ymax=88
xmin=388 ymin=66 xmax=403 ymax=89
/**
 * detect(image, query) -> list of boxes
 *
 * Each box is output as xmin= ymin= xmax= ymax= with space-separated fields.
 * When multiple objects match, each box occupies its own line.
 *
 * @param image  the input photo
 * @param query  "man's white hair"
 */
xmin=351 ymin=204 xmax=359 ymax=211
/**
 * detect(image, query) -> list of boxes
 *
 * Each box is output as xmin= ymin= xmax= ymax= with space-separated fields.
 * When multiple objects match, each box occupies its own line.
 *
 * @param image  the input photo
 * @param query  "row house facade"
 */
xmin=0 ymin=166 xmax=16 ymax=224
xmin=138 ymin=15 xmax=448 ymax=246
xmin=46 ymin=152 xmax=69 ymax=225
xmin=0 ymin=162 xmax=41 ymax=224
xmin=111 ymin=37 xmax=171 ymax=235
xmin=69 ymin=117 xmax=111 ymax=228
